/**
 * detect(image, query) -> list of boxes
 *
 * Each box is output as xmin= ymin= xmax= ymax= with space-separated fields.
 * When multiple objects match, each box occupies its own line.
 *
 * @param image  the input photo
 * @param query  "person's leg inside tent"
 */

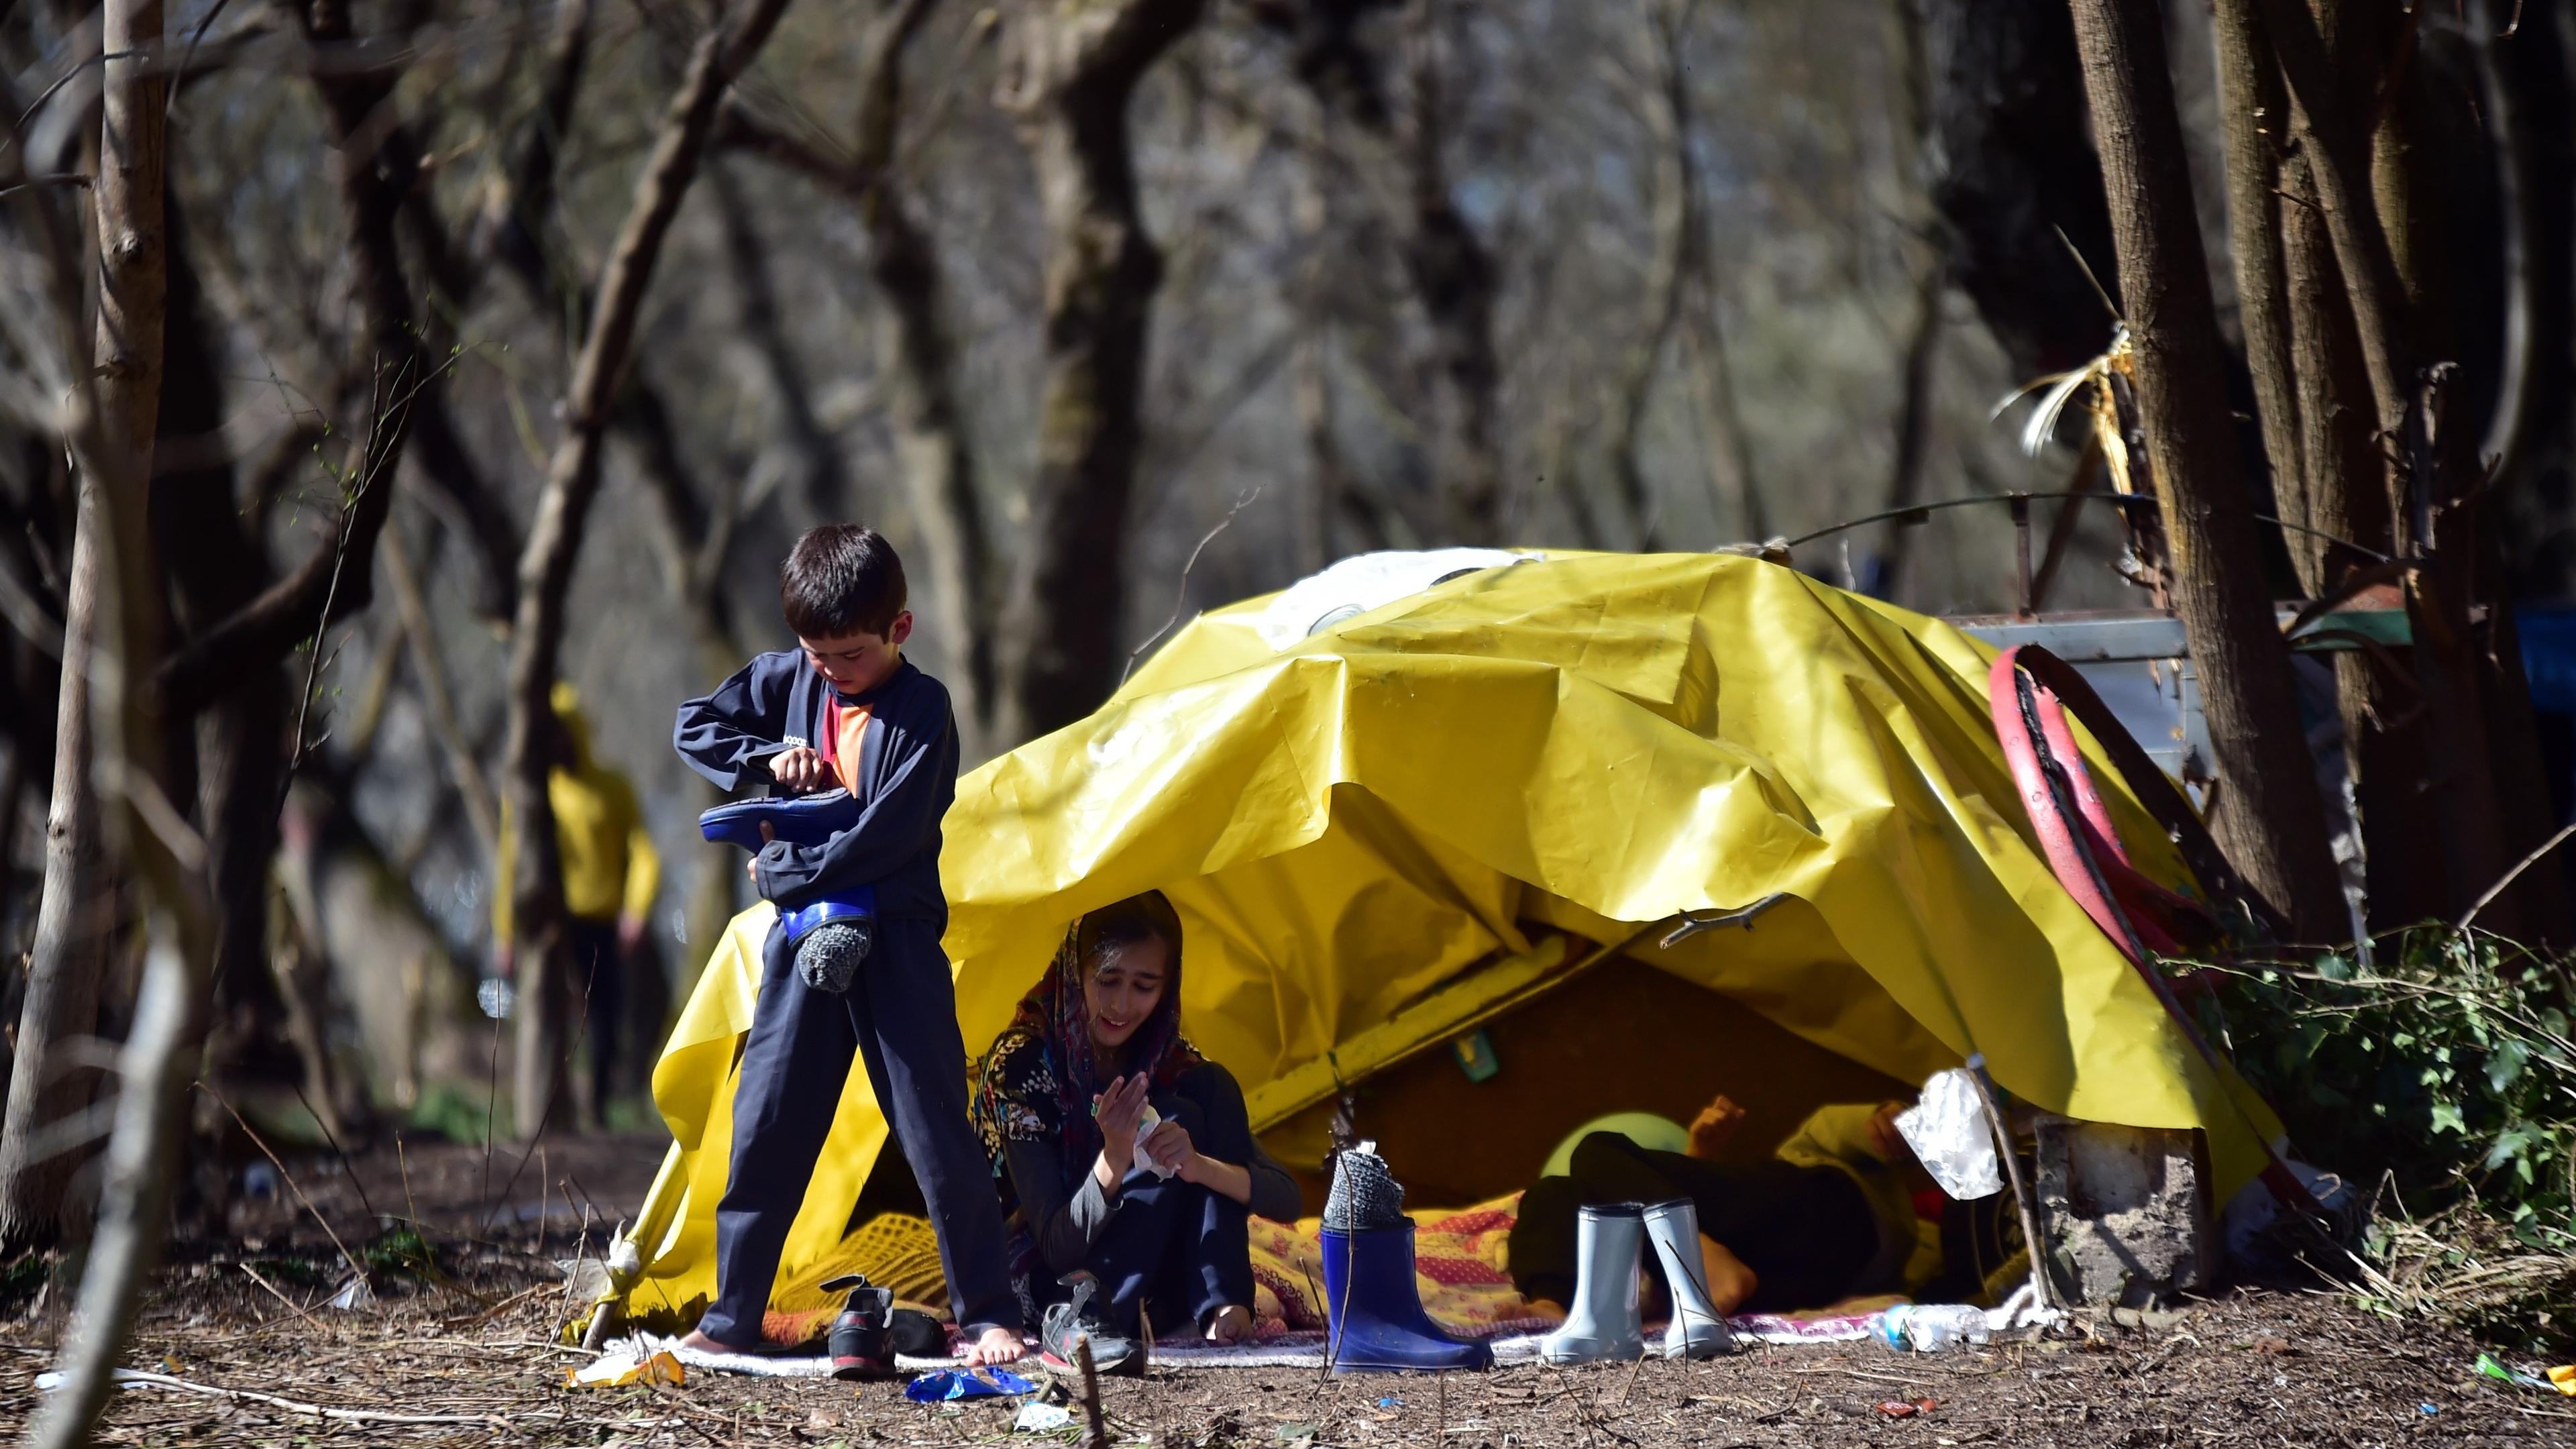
xmin=851 ymin=916 xmax=1028 ymax=1364
xmin=1567 ymin=1131 xmax=1872 ymax=1313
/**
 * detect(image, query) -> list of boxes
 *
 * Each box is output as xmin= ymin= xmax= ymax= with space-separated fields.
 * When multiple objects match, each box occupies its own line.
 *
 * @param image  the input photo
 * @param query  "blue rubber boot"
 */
xmin=1319 ymin=1225 xmax=1493 ymax=1374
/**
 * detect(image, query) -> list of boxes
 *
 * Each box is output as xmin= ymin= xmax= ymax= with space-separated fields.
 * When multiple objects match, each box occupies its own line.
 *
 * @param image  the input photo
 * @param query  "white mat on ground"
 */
xmin=624 ymin=1311 xmax=1923 ymax=1379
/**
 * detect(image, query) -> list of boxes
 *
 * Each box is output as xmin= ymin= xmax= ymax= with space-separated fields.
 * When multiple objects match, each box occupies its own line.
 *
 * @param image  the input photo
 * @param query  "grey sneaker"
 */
xmin=1039 ymin=1272 xmax=1137 ymax=1377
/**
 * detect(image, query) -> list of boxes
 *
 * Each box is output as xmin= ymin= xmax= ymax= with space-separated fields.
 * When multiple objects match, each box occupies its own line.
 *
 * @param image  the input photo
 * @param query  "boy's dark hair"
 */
xmin=781 ymin=524 xmax=908 ymax=639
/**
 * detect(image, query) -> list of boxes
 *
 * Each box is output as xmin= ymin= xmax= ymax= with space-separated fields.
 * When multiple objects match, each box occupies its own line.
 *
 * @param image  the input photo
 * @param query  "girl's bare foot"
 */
xmin=962 ymin=1325 xmax=1028 ymax=1365
xmin=1203 ymin=1304 xmax=1254 ymax=1344
xmin=675 ymin=1330 xmax=731 ymax=1353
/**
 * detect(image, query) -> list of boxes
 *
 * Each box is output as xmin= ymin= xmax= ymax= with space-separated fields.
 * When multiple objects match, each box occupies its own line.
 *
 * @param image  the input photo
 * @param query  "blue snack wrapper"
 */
xmin=903 ymin=1367 xmax=1036 ymax=1402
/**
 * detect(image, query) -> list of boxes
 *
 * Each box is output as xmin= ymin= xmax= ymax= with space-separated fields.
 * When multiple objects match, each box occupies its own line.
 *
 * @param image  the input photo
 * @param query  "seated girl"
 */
xmin=971 ymin=892 xmax=1301 ymax=1368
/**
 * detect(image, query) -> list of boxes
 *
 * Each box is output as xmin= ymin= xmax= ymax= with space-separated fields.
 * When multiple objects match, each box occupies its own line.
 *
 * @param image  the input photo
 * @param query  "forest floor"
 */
xmin=0 ymin=1136 xmax=2570 ymax=1448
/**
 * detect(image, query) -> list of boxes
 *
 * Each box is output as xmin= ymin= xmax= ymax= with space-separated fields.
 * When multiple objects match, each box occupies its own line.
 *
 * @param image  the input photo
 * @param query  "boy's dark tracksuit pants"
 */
xmin=696 ymin=916 xmax=1020 ymax=1346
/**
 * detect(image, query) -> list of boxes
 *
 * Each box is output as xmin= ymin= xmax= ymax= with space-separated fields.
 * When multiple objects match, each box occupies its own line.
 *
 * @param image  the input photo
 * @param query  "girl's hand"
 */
xmin=1093 ymin=1075 xmax=1150 ymax=1172
xmin=1142 ymin=1119 xmax=1198 ymax=1180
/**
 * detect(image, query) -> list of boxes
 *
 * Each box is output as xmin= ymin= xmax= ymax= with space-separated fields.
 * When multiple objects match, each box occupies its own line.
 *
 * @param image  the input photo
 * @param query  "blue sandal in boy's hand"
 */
xmin=698 ymin=789 xmax=862 ymax=851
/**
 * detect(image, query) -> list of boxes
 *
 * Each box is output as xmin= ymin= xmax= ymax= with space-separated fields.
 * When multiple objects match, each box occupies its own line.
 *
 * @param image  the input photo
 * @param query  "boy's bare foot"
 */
xmin=1203 ymin=1304 xmax=1253 ymax=1344
xmin=961 ymin=1325 xmax=1027 ymax=1365
xmin=675 ymin=1330 xmax=731 ymax=1353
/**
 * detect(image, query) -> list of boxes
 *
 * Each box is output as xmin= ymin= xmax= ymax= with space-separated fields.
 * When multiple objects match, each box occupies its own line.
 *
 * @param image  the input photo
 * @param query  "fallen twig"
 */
xmin=37 ymin=1367 xmax=508 ymax=1427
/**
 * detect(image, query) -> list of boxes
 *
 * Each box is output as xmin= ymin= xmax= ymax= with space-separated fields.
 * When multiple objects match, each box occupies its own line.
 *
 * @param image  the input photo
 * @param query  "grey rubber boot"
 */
xmin=1539 ymin=1203 xmax=1645 ymax=1364
xmin=1642 ymin=1198 xmax=1736 ymax=1358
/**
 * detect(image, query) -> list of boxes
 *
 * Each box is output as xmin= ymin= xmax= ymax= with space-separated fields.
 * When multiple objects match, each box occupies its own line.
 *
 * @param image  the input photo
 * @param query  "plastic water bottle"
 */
xmin=1878 ymin=1303 xmax=1992 ymax=1352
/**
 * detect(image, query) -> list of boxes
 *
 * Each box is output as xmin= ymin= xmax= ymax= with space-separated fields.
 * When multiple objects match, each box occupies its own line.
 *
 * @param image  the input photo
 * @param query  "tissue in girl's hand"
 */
xmin=1132 ymin=1104 xmax=1179 ymax=1179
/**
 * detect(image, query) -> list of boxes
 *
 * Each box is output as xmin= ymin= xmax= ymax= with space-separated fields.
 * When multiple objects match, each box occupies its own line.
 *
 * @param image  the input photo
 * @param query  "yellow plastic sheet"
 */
xmin=617 ymin=553 xmax=2286 ymax=1328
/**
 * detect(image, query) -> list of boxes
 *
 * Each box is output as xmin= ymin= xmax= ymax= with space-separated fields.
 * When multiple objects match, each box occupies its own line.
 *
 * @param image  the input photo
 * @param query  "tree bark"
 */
xmin=0 ymin=465 xmax=109 ymax=1254
xmin=718 ymin=36 xmax=1003 ymax=735
xmin=1399 ymin=0 xmax=1500 ymax=545
xmin=1873 ymin=269 xmax=1943 ymax=598
xmin=849 ymin=0 xmax=1000 ymax=738
xmin=708 ymin=160 xmax=851 ymax=519
xmin=380 ymin=524 xmax=498 ymax=862
xmin=2275 ymin=147 xmax=2443 ymax=930
xmin=2066 ymin=0 xmax=2347 ymax=938
xmin=504 ymin=0 xmax=793 ymax=1138
xmin=2210 ymin=1 xmax=2304 ymax=572
xmin=997 ymin=0 xmax=1208 ymax=743
xmin=1608 ymin=0 xmax=1697 ymax=553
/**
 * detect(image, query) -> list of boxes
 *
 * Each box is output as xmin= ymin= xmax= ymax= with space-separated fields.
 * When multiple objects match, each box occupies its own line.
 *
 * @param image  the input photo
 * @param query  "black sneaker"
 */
xmin=1038 ymin=1272 xmax=1138 ymax=1377
xmin=820 ymin=1274 xmax=896 ymax=1381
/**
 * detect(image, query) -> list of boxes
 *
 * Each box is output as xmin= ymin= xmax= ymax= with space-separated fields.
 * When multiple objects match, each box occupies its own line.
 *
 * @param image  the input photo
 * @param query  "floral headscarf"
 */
xmin=971 ymin=892 xmax=1205 ymax=1265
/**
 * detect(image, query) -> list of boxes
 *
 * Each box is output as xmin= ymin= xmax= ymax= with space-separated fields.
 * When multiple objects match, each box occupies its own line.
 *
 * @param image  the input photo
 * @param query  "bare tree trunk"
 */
xmin=380 ymin=525 xmax=497 ymax=861
xmin=850 ymin=0 xmax=998 ymax=735
xmin=1681 ymin=286 xmax=1764 ymax=541
xmin=2247 ymin=0 xmax=2554 ymax=937
xmin=0 ymin=472 xmax=109 ymax=1253
xmin=26 ymin=3 xmax=216 ymax=1444
xmin=2212 ymin=1 xmax=2441 ymax=931
xmin=2210 ymin=2 xmax=2303 ymax=569
xmin=504 ymin=0 xmax=794 ymax=1138
xmin=997 ymin=0 xmax=1208 ymax=742
xmin=1400 ymin=0 xmax=1500 ymax=545
xmin=1874 ymin=269 xmax=1943 ymax=597
xmin=619 ymin=375 xmax=759 ymax=971
xmin=708 ymin=161 xmax=851 ymax=518
xmin=2067 ymin=0 xmax=2347 ymax=938
xmin=716 ymin=0 xmax=1004 ymax=735
xmin=1608 ymin=0 xmax=1698 ymax=553
xmin=152 ymin=192 xmax=327 ymax=1132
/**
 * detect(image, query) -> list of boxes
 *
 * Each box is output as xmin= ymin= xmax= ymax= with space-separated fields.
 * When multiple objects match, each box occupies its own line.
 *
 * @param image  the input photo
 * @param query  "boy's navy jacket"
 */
xmin=673 ymin=653 xmax=957 ymax=922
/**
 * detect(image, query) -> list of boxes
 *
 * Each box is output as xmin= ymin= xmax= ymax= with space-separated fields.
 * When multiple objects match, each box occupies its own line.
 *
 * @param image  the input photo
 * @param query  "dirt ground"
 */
xmin=1 ymin=1137 xmax=2571 ymax=1448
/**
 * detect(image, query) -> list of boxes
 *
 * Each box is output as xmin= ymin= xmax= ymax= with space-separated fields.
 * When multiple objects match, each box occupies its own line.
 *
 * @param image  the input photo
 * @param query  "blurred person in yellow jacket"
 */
xmin=497 ymin=683 xmax=663 ymax=1128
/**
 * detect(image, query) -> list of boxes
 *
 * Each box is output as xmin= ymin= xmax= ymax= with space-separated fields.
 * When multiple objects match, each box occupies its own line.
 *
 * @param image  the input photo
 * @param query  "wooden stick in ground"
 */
xmin=1964 ymin=1057 xmax=2057 ymax=1311
xmin=1075 ymin=1336 xmax=1111 ymax=1449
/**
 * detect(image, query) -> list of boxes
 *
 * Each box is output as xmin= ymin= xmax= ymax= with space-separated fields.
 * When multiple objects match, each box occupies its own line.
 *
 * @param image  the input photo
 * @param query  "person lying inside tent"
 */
xmin=1508 ymin=1093 xmax=1945 ymax=1319
xmin=971 ymin=892 xmax=1303 ymax=1371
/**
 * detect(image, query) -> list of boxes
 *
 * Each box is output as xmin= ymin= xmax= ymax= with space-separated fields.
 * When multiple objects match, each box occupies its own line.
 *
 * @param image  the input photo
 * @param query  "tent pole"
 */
xmin=1964 ymin=1053 xmax=2059 ymax=1311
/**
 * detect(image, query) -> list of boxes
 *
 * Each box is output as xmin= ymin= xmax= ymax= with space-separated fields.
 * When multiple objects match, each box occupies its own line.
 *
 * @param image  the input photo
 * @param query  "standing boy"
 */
xmin=672 ymin=525 xmax=1024 ymax=1364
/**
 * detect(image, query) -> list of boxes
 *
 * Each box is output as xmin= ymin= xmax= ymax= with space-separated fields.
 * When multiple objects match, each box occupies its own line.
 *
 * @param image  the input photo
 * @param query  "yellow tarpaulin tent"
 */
xmin=606 ymin=551 xmax=2286 ymax=1331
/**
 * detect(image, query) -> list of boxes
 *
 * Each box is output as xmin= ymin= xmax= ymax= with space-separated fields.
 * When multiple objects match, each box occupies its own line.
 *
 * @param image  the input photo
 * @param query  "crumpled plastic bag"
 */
xmin=566 ymin=1349 xmax=685 ymax=1388
xmin=905 ymin=1368 xmax=1035 ymax=1402
xmin=1895 ymin=1067 xmax=2002 ymax=1200
xmin=1015 ymin=1401 xmax=1074 ymax=1432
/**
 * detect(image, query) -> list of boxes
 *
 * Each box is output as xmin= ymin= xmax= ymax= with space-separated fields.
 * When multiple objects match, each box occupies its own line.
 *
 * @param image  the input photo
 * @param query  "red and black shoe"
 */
xmin=820 ymin=1274 xmax=898 ymax=1381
